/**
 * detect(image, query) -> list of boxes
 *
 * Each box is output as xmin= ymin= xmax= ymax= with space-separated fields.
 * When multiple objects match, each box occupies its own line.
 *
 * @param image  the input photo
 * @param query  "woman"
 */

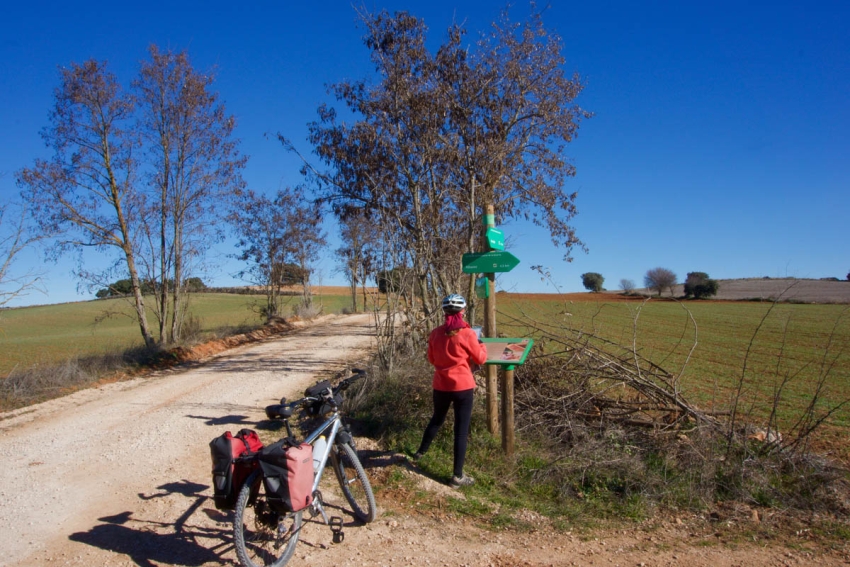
xmin=414 ymin=294 xmax=488 ymax=488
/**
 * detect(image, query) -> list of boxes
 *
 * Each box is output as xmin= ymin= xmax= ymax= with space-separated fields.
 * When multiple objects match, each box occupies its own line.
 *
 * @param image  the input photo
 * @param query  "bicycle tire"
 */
xmin=233 ymin=470 xmax=303 ymax=567
xmin=330 ymin=441 xmax=377 ymax=523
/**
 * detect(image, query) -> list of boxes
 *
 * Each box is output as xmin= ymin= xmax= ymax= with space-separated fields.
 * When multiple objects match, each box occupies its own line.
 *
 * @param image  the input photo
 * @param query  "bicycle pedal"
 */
xmin=330 ymin=516 xmax=344 ymax=544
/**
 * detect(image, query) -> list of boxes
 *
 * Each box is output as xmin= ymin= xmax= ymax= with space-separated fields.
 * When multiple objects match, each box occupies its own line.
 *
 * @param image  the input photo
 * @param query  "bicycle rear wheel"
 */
xmin=330 ymin=441 xmax=377 ymax=523
xmin=233 ymin=471 xmax=303 ymax=567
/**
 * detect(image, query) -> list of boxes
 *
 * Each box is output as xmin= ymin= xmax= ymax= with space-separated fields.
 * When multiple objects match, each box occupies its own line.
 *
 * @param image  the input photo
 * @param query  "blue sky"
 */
xmin=1 ymin=1 xmax=847 ymax=306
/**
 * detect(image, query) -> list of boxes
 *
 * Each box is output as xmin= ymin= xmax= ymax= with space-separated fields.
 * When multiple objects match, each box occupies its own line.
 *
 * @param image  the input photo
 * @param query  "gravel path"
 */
xmin=0 ymin=313 xmax=375 ymax=567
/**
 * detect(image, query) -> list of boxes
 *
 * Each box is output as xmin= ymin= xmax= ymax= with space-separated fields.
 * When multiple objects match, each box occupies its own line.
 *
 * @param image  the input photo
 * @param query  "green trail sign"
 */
xmin=462 ymin=251 xmax=520 ymax=274
xmin=486 ymin=227 xmax=505 ymax=250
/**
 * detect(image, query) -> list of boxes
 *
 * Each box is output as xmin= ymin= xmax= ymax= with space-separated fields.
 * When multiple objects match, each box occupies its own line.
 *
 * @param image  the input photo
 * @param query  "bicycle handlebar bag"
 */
xmin=258 ymin=439 xmax=314 ymax=513
xmin=209 ymin=429 xmax=264 ymax=510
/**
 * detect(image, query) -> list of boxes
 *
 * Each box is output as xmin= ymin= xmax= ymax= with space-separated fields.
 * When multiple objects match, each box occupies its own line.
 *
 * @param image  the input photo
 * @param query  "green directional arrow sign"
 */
xmin=486 ymin=227 xmax=505 ymax=250
xmin=462 ymin=251 xmax=520 ymax=274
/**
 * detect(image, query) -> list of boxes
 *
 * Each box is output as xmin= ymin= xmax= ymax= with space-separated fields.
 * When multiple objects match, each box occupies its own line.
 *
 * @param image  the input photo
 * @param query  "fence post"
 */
xmin=501 ymin=365 xmax=515 ymax=456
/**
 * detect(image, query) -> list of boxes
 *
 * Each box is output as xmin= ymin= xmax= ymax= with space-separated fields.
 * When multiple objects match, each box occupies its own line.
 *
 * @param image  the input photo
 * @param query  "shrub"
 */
xmin=644 ymin=267 xmax=677 ymax=297
xmin=581 ymin=272 xmax=605 ymax=292
xmin=683 ymin=272 xmax=719 ymax=299
xmin=619 ymin=279 xmax=635 ymax=294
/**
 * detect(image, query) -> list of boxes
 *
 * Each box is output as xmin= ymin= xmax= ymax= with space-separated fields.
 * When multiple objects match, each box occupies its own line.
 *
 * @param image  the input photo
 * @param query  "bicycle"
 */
xmin=233 ymin=369 xmax=377 ymax=567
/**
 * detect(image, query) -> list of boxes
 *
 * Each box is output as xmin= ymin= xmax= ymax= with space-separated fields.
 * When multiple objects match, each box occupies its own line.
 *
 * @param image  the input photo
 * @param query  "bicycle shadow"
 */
xmin=68 ymin=479 xmax=231 ymax=567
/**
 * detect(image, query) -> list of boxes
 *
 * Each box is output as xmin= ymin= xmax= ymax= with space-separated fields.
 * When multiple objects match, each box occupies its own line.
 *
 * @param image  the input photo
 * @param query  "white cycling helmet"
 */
xmin=441 ymin=294 xmax=467 ymax=314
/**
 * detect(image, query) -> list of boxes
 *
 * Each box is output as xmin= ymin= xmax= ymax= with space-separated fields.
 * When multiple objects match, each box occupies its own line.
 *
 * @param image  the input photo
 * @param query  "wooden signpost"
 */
xmin=460 ymin=204 xmax=530 ymax=456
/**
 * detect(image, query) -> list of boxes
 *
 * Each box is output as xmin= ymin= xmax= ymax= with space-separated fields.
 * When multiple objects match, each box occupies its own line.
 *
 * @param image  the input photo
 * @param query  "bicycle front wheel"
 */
xmin=233 ymin=470 xmax=303 ymax=567
xmin=330 ymin=441 xmax=377 ymax=523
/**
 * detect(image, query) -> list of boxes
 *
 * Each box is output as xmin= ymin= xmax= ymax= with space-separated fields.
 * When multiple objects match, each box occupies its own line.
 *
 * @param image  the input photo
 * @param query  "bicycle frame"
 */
xmin=303 ymin=411 xmax=342 ymax=493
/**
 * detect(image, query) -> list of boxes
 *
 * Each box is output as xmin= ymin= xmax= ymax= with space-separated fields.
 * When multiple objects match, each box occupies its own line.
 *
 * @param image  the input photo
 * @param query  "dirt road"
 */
xmin=1 ymin=313 xmax=846 ymax=567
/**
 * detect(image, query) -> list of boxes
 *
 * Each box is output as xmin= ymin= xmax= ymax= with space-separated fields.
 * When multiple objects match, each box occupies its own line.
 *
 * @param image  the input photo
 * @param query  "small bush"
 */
xmin=581 ymin=272 xmax=605 ymax=293
xmin=683 ymin=272 xmax=719 ymax=299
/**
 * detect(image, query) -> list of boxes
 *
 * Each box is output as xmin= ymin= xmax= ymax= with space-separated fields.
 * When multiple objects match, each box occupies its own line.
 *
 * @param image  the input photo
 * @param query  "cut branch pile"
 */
xmin=515 ymin=334 xmax=723 ymax=447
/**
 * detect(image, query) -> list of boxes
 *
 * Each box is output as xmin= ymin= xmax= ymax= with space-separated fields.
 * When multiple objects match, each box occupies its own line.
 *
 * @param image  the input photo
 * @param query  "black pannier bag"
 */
xmin=304 ymin=381 xmax=341 ymax=416
xmin=257 ymin=438 xmax=314 ymax=513
xmin=209 ymin=429 xmax=264 ymax=510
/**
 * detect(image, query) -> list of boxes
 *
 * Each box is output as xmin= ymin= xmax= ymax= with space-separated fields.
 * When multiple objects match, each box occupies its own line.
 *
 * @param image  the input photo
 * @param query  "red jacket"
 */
xmin=427 ymin=325 xmax=488 ymax=392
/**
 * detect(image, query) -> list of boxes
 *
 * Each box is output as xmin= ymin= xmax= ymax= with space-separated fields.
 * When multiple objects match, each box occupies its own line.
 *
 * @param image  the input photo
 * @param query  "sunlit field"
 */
xmin=0 ymin=291 xmax=353 ymax=377
xmin=495 ymin=293 xmax=850 ymax=429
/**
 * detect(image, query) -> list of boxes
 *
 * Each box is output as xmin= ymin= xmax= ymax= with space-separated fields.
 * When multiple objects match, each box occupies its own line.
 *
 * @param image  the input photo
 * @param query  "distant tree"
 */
xmin=619 ymin=278 xmax=636 ymax=294
xmin=285 ymin=196 xmax=327 ymax=311
xmin=644 ymin=267 xmax=677 ymax=297
xmin=229 ymin=187 xmax=325 ymax=319
xmin=581 ymin=272 xmax=605 ymax=292
xmin=228 ymin=188 xmax=294 ymax=320
xmin=184 ymin=277 xmax=207 ymax=292
xmin=335 ymin=210 xmax=378 ymax=313
xmin=683 ymin=271 xmax=719 ymax=299
xmin=847 ymin=271 xmax=849 ymax=282
xmin=376 ymin=267 xmax=410 ymax=295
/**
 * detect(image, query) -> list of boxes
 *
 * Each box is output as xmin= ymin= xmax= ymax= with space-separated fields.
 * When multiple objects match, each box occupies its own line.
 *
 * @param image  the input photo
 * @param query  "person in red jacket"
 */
xmin=413 ymin=294 xmax=488 ymax=488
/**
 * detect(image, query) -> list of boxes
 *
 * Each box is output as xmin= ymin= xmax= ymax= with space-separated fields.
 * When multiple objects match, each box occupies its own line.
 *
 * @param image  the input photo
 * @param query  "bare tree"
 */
xmin=335 ymin=209 xmax=378 ymax=313
xmin=286 ymin=195 xmax=327 ymax=312
xmin=619 ymin=278 xmax=636 ymax=294
xmin=644 ymin=267 xmax=677 ymax=297
xmin=135 ymin=45 xmax=246 ymax=343
xmin=295 ymin=6 xmax=589 ymax=348
xmin=17 ymin=60 xmax=156 ymax=348
xmin=228 ymin=189 xmax=294 ymax=320
xmin=229 ymin=187 xmax=325 ymax=319
xmin=0 ymin=199 xmax=44 ymax=307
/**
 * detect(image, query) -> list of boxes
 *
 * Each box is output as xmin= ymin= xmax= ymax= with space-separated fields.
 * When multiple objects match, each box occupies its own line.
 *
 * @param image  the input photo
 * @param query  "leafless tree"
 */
xmin=644 ymin=267 xmax=677 ymax=297
xmin=619 ymin=278 xmax=635 ymax=294
xmin=17 ymin=60 xmax=156 ymax=348
xmin=335 ymin=209 xmax=378 ymax=313
xmin=135 ymin=46 xmax=246 ymax=343
xmin=285 ymin=195 xmax=327 ymax=311
xmin=0 ymin=199 xmax=44 ymax=307
xmin=293 ymin=6 xmax=589 ymax=351
xmin=229 ymin=187 xmax=325 ymax=320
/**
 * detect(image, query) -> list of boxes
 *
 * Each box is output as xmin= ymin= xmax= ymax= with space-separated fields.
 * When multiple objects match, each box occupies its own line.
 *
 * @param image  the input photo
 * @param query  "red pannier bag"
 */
xmin=209 ymin=429 xmax=264 ymax=510
xmin=258 ymin=439 xmax=314 ymax=513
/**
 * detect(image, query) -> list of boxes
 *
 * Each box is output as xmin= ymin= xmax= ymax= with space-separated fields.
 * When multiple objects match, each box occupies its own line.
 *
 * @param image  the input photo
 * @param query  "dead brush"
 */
xmin=512 ymin=332 xmax=850 ymax=514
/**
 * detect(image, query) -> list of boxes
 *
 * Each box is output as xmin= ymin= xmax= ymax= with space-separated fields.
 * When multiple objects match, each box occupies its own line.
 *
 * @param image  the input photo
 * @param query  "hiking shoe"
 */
xmin=410 ymin=452 xmax=424 ymax=462
xmin=450 ymin=474 xmax=475 ymax=488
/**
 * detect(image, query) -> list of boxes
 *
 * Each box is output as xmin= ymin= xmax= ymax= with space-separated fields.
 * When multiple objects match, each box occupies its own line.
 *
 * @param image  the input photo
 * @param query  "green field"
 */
xmin=3 ymin=291 xmax=849 ymax=433
xmin=0 ymin=291 xmax=353 ymax=377
xmin=496 ymin=294 xmax=850 ymax=429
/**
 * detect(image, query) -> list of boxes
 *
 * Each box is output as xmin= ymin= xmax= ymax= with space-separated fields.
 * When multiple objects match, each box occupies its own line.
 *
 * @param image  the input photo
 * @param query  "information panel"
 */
xmin=480 ymin=338 xmax=533 ymax=366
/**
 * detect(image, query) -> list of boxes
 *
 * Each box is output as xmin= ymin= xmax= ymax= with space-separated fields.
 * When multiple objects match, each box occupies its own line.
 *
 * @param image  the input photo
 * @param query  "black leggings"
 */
xmin=417 ymin=388 xmax=474 ymax=477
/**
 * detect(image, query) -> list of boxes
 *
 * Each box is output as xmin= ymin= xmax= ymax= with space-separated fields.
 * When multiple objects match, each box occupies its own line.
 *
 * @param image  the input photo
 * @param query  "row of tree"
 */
xmin=581 ymin=269 xmax=720 ymax=299
xmin=16 ymin=48 xmax=245 ymax=347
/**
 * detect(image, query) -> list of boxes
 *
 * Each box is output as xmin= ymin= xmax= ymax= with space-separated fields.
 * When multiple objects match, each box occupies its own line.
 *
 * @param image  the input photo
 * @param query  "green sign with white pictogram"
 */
xmin=462 ymin=251 xmax=520 ymax=274
xmin=486 ymin=227 xmax=505 ymax=250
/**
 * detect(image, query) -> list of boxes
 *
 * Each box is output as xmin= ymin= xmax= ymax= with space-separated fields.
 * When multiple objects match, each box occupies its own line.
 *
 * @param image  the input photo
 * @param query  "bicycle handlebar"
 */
xmin=264 ymin=369 xmax=367 ymax=420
